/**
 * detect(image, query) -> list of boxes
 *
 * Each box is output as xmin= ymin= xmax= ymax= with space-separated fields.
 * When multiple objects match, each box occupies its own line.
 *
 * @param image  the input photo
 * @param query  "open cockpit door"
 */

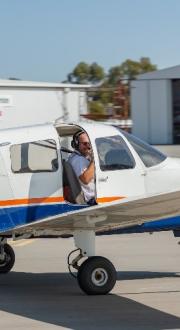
xmin=55 ymin=123 xmax=88 ymax=204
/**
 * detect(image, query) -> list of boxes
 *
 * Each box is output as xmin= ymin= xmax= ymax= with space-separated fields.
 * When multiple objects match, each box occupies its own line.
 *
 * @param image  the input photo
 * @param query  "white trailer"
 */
xmin=0 ymin=79 xmax=90 ymax=129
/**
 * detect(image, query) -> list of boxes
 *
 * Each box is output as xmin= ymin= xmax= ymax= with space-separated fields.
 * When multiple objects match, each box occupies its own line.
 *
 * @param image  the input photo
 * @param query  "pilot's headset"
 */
xmin=71 ymin=130 xmax=84 ymax=151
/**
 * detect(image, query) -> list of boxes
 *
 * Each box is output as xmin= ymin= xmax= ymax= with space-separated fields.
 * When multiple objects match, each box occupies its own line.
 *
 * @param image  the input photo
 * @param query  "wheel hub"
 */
xmin=91 ymin=268 xmax=108 ymax=286
xmin=0 ymin=253 xmax=9 ymax=267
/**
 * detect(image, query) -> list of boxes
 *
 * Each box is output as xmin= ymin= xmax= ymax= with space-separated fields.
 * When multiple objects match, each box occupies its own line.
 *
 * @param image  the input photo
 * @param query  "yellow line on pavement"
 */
xmin=9 ymin=239 xmax=35 ymax=247
xmin=15 ymin=239 xmax=35 ymax=247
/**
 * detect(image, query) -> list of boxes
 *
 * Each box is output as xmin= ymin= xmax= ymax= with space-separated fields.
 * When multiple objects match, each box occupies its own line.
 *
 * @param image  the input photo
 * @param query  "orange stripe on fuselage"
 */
xmin=0 ymin=196 xmax=125 ymax=207
xmin=96 ymin=196 xmax=125 ymax=203
xmin=0 ymin=196 xmax=64 ymax=207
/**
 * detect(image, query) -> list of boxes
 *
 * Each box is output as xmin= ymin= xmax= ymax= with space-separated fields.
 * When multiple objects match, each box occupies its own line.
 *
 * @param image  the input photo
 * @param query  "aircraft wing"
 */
xmin=3 ymin=190 xmax=180 ymax=236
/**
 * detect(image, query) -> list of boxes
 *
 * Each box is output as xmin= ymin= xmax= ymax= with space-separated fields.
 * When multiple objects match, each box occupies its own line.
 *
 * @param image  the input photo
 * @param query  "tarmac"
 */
xmin=155 ymin=145 xmax=180 ymax=158
xmin=0 ymin=232 xmax=179 ymax=330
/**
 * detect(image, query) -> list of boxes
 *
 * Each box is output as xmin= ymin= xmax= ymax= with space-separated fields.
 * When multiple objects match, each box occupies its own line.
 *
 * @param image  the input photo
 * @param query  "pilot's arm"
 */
xmin=79 ymin=159 xmax=94 ymax=185
xmin=69 ymin=153 xmax=94 ymax=185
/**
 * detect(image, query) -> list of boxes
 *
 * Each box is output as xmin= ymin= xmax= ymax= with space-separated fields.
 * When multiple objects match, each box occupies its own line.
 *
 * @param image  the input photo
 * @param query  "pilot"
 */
xmin=68 ymin=131 xmax=96 ymax=206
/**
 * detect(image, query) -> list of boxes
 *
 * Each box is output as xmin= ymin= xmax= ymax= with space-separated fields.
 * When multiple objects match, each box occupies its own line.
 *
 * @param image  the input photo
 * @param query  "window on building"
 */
xmin=10 ymin=139 xmax=58 ymax=173
xmin=95 ymin=135 xmax=135 ymax=171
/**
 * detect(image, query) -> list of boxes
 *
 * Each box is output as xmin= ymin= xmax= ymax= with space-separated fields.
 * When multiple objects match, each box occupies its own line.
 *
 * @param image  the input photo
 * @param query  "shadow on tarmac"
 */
xmin=0 ymin=271 xmax=180 ymax=329
xmin=117 ymin=270 xmax=180 ymax=280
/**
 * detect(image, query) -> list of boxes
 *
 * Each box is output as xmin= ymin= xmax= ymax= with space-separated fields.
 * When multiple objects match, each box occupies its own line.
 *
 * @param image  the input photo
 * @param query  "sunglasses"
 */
xmin=79 ymin=142 xmax=91 ymax=146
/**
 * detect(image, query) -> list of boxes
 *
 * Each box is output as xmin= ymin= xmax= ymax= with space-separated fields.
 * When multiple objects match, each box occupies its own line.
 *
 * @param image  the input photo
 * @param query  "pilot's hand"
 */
xmin=87 ymin=149 xmax=94 ymax=162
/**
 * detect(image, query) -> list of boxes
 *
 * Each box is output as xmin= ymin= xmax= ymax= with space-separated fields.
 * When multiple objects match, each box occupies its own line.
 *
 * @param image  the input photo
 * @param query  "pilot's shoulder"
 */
xmin=68 ymin=152 xmax=83 ymax=164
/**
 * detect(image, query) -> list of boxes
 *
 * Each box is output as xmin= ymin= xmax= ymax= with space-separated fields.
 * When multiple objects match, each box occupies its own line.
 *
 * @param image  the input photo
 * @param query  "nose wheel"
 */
xmin=77 ymin=256 xmax=116 ymax=295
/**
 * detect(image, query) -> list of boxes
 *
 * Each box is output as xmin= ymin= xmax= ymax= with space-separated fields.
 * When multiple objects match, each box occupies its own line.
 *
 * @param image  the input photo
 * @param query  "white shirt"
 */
xmin=68 ymin=152 xmax=95 ymax=202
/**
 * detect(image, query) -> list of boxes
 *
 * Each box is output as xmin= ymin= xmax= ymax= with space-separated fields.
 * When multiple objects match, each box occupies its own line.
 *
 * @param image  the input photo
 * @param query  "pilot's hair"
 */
xmin=71 ymin=130 xmax=84 ymax=150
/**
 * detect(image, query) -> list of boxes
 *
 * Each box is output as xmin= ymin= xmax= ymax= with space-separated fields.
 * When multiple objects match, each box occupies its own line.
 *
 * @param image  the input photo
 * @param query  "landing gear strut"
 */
xmin=0 ymin=238 xmax=15 ymax=273
xmin=68 ymin=230 xmax=117 ymax=295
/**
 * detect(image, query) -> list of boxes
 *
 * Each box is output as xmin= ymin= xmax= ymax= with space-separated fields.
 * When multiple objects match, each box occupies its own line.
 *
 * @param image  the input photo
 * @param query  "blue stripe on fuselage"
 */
xmin=133 ymin=216 xmax=180 ymax=232
xmin=0 ymin=203 xmax=88 ymax=232
xmin=99 ymin=216 xmax=180 ymax=235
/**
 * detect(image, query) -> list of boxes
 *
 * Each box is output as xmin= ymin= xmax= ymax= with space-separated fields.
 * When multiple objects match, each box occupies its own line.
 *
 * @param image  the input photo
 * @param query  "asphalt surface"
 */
xmin=155 ymin=145 xmax=180 ymax=158
xmin=0 ymin=233 xmax=180 ymax=330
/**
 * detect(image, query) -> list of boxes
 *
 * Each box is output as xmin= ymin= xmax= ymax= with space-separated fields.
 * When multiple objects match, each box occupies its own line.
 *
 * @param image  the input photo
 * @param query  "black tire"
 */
xmin=77 ymin=256 xmax=116 ymax=295
xmin=0 ymin=244 xmax=15 ymax=274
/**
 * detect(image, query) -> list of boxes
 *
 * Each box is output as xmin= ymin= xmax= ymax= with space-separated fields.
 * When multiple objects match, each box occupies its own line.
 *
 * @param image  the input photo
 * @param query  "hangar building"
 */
xmin=0 ymin=79 xmax=89 ymax=129
xmin=131 ymin=65 xmax=180 ymax=144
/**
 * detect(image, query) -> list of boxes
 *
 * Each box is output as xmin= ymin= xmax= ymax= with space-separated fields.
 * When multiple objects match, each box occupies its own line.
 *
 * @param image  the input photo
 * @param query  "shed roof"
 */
xmin=137 ymin=65 xmax=180 ymax=80
xmin=0 ymin=79 xmax=91 ymax=89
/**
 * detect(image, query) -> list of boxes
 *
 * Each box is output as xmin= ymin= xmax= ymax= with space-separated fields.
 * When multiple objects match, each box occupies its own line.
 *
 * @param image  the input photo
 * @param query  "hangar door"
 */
xmin=172 ymin=79 xmax=180 ymax=144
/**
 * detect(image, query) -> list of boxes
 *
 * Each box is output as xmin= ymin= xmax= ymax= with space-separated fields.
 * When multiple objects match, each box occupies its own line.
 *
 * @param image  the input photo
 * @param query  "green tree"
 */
xmin=119 ymin=57 xmax=157 ymax=80
xmin=119 ymin=59 xmax=141 ymax=80
xmin=72 ymin=62 xmax=90 ymax=84
xmin=67 ymin=57 xmax=157 ymax=119
xmin=139 ymin=57 xmax=157 ymax=73
xmin=93 ymin=81 xmax=114 ymax=104
xmin=68 ymin=62 xmax=105 ymax=84
xmin=89 ymin=101 xmax=105 ymax=115
xmin=107 ymin=66 xmax=122 ymax=86
xmin=89 ymin=62 xmax=105 ymax=83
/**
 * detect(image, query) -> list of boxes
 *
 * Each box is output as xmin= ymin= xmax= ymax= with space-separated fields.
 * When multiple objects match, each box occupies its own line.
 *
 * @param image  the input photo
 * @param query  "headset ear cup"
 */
xmin=71 ymin=131 xmax=83 ymax=150
xmin=71 ymin=140 xmax=75 ymax=149
xmin=75 ymin=138 xmax=79 ymax=149
xmin=71 ymin=136 xmax=78 ymax=149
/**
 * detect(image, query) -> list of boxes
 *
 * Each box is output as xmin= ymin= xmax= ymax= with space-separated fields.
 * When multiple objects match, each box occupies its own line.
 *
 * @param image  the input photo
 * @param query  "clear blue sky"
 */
xmin=0 ymin=0 xmax=180 ymax=82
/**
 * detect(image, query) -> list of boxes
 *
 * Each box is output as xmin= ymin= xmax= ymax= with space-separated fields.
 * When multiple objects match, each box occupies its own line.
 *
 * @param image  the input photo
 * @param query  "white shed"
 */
xmin=131 ymin=65 xmax=180 ymax=144
xmin=0 ymin=79 xmax=90 ymax=129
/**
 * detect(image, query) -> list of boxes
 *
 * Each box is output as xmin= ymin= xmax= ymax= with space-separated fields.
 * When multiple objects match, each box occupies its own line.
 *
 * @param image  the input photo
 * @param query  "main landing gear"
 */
xmin=68 ymin=230 xmax=117 ymax=295
xmin=0 ymin=232 xmax=116 ymax=295
xmin=0 ymin=238 xmax=15 ymax=273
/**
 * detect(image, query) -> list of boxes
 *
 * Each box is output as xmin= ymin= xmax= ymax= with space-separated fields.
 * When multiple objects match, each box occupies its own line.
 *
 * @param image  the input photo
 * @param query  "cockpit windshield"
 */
xmin=116 ymin=128 xmax=167 ymax=168
xmin=95 ymin=135 xmax=135 ymax=171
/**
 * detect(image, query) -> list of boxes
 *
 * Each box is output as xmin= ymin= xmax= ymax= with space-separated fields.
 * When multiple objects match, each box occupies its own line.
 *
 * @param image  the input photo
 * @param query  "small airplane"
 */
xmin=0 ymin=121 xmax=180 ymax=295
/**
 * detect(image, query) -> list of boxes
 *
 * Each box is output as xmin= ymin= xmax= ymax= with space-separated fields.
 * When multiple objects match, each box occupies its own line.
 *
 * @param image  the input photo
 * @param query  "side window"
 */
xmin=10 ymin=139 xmax=58 ymax=173
xmin=95 ymin=135 xmax=135 ymax=171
